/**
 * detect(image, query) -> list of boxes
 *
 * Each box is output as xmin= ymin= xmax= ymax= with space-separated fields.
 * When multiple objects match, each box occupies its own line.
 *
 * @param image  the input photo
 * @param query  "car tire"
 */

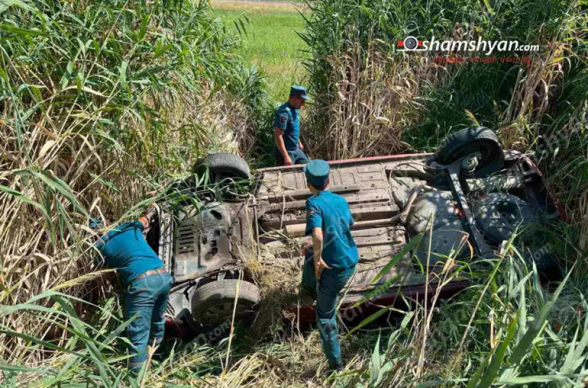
xmin=436 ymin=126 xmax=503 ymax=177
xmin=193 ymin=153 xmax=251 ymax=183
xmin=191 ymin=279 xmax=260 ymax=326
xmin=524 ymin=250 xmax=562 ymax=283
xmin=474 ymin=193 xmax=535 ymax=245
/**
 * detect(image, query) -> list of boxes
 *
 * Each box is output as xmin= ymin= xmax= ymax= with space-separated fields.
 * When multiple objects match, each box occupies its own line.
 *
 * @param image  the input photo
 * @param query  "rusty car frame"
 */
xmin=146 ymin=126 xmax=563 ymax=334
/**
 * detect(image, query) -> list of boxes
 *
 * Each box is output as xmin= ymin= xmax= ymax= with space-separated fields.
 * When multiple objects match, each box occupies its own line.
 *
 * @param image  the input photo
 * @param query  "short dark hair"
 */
xmin=309 ymin=182 xmax=326 ymax=191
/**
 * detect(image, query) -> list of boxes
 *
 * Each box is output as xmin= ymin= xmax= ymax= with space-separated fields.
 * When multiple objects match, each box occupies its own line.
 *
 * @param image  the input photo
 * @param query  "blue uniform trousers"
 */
xmin=125 ymin=272 xmax=172 ymax=372
xmin=301 ymin=258 xmax=355 ymax=368
xmin=275 ymin=147 xmax=308 ymax=166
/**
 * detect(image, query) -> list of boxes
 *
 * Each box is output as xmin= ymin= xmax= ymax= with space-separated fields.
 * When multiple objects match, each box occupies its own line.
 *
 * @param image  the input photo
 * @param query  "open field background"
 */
xmin=211 ymin=0 xmax=308 ymax=103
xmin=1 ymin=0 xmax=588 ymax=387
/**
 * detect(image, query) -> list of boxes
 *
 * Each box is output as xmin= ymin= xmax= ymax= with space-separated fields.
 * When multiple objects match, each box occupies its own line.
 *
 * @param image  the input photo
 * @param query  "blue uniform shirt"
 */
xmin=95 ymin=221 xmax=163 ymax=285
xmin=274 ymin=102 xmax=300 ymax=152
xmin=305 ymin=191 xmax=359 ymax=269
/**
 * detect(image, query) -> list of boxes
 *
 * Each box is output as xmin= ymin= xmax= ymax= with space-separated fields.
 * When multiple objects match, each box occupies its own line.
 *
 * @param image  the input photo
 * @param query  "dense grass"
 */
xmin=3 ymin=0 xmax=588 ymax=387
xmin=297 ymin=0 xmax=588 ymax=385
xmin=212 ymin=2 xmax=308 ymax=103
xmin=301 ymin=0 xmax=587 ymax=158
xmin=0 ymin=0 xmax=268 ymax=378
xmin=4 ymin=235 xmax=587 ymax=387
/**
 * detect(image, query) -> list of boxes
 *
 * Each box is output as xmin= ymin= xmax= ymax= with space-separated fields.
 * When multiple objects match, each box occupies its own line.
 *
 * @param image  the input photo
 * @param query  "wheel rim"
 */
xmin=446 ymin=140 xmax=499 ymax=168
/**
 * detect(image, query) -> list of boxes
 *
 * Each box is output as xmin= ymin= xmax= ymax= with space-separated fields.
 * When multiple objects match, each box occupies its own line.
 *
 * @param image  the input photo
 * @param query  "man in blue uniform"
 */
xmin=274 ymin=85 xmax=310 ymax=166
xmin=300 ymin=160 xmax=359 ymax=371
xmin=90 ymin=207 xmax=172 ymax=374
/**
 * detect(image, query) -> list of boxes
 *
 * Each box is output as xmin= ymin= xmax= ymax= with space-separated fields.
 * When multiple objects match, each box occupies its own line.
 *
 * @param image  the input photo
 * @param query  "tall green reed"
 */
xmin=0 ymin=0 xmax=267 ymax=365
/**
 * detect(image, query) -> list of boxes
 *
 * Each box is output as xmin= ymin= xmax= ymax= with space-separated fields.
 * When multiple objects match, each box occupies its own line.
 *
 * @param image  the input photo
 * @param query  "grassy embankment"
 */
xmin=3 ymin=0 xmax=588 ymax=387
xmin=211 ymin=0 xmax=308 ymax=103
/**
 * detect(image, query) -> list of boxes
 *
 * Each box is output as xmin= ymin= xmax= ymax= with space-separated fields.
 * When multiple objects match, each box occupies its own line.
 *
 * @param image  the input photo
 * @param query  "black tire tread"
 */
xmin=436 ymin=126 xmax=501 ymax=166
xmin=191 ymin=280 xmax=260 ymax=324
xmin=524 ymin=251 xmax=562 ymax=283
xmin=194 ymin=153 xmax=251 ymax=180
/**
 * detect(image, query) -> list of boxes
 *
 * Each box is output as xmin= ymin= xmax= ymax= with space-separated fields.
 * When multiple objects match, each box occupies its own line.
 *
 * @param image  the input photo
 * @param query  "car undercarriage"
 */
xmin=146 ymin=126 xmax=563 ymax=332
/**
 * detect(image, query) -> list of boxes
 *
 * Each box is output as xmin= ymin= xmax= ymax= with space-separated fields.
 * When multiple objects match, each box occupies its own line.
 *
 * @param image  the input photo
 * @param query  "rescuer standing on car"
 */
xmin=300 ymin=159 xmax=359 ymax=371
xmin=90 ymin=205 xmax=172 ymax=374
xmin=273 ymin=85 xmax=310 ymax=166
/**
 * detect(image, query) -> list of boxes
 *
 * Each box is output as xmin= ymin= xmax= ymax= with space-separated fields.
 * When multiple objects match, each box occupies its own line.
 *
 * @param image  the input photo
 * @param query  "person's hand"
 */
xmin=301 ymin=239 xmax=312 ymax=255
xmin=284 ymin=155 xmax=293 ymax=166
xmin=144 ymin=203 xmax=159 ymax=221
xmin=299 ymin=143 xmax=304 ymax=151
xmin=315 ymin=258 xmax=332 ymax=279
xmin=140 ymin=203 xmax=159 ymax=229
xmin=139 ymin=216 xmax=149 ymax=229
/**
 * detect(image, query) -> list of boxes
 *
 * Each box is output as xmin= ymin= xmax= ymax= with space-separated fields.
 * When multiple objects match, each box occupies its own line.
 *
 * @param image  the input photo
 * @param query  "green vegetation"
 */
xmin=2 ymin=0 xmax=588 ymax=387
xmin=212 ymin=2 xmax=308 ymax=102
xmin=0 ymin=0 xmax=268 ymax=383
xmin=299 ymin=0 xmax=588 ymax=383
xmin=302 ymin=0 xmax=587 ymax=159
xmin=4 ymin=236 xmax=587 ymax=387
xmin=302 ymin=0 xmax=588 ymax=229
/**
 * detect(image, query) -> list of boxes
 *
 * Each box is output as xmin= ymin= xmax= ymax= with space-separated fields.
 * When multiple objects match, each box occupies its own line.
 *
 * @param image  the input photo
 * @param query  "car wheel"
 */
xmin=193 ymin=153 xmax=251 ymax=183
xmin=191 ymin=279 xmax=260 ymax=326
xmin=436 ymin=126 xmax=503 ymax=177
xmin=524 ymin=250 xmax=562 ymax=283
xmin=474 ymin=193 xmax=536 ymax=245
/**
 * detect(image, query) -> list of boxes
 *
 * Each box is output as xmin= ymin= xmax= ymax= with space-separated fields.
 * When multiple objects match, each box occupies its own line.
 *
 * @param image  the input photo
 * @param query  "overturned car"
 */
xmin=145 ymin=126 xmax=563 ymax=331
